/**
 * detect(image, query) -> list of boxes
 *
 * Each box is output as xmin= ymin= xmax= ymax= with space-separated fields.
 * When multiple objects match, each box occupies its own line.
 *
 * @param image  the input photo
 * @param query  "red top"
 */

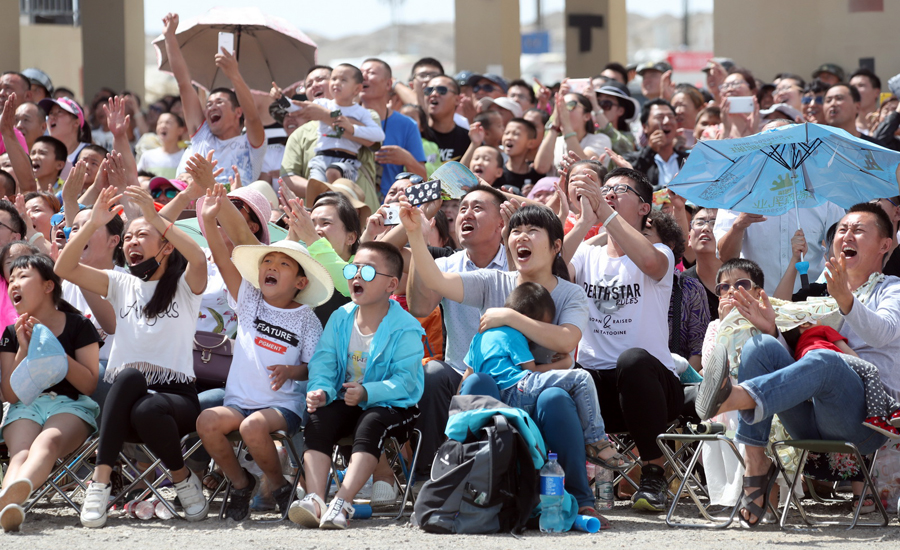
xmin=794 ymin=324 xmax=847 ymax=360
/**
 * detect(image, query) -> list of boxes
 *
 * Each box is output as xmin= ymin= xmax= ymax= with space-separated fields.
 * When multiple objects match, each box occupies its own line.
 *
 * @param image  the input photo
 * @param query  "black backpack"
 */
xmin=412 ymin=397 xmax=540 ymax=534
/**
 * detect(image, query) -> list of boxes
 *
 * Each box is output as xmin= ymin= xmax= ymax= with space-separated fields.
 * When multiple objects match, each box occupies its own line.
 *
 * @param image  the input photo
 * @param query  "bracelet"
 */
xmin=162 ymin=221 xmax=174 ymax=240
xmin=603 ymin=210 xmax=619 ymax=227
xmin=28 ymin=233 xmax=43 ymax=245
xmin=563 ymin=132 xmax=577 ymax=140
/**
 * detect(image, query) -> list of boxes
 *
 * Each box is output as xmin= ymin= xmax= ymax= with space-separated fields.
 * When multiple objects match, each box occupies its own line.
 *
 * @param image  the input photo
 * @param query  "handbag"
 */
xmin=192 ymin=330 xmax=234 ymax=388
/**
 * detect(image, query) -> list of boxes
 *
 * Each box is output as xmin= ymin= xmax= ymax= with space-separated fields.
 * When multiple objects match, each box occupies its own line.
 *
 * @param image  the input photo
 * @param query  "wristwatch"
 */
xmin=545 ymin=120 xmax=560 ymax=133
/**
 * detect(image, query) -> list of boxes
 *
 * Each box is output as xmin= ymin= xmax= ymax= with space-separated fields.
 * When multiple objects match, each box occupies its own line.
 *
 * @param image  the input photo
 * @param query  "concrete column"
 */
xmin=80 ymin=0 xmax=144 ymax=101
xmin=0 ymin=0 xmax=21 ymax=71
xmin=564 ymin=0 xmax=626 ymax=78
xmin=454 ymin=0 xmax=521 ymax=79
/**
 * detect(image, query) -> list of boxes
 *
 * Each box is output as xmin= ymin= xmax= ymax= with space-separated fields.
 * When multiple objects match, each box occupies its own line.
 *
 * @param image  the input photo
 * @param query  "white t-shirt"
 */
xmin=571 ymin=242 xmax=676 ymax=374
xmin=552 ymin=132 xmax=612 ymax=174
xmin=344 ymin=319 xmax=372 ymax=386
xmin=224 ymin=279 xmax=322 ymax=417
xmin=136 ymin=147 xmax=185 ymax=179
xmin=62 ymin=266 xmax=128 ymax=361
xmin=197 ymin=248 xmax=238 ymax=336
xmin=176 ymin=121 xmax=267 ymax=185
xmin=313 ymin=99 xmax=385 ymax=154
xmin=103 ymin=269 xmax=203 ymax=384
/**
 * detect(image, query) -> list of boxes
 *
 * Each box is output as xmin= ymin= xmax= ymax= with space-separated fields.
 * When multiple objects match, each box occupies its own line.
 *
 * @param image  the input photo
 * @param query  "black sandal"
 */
xmin=739 ymin=461 xmax=777 ymax=528
xmin=696 ymin=343 xmax=732 ymax=420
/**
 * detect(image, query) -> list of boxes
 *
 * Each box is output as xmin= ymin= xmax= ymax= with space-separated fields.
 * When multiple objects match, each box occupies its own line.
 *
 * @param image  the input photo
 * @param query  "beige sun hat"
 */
xmin=306 ymin=178 xmax=372 ymax=221
xmin=231 ymin=239 xmax=334 ymax=307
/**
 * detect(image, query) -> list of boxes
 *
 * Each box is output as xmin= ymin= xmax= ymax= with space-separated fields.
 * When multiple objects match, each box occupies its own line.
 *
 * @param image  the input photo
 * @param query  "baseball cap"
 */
xmin=22 ymin=68 xmax=53 ymax=94
xmin=760 ymin=103 xmax=802 ymax=121
xmin=702 ymin=58 xmax=735 ymax=73
xmin=454 ymin=70 xmax=475 ymax=88
xmin=38 ymin=97 xmax=84 ymax=129
xmin=466 ymin=73 xmax=509 ymax=93
xmin=478 ymin=96 xmax=524 ymax=118
xmin=812 ymin=63 xmax=845 ymax=82
xmin=637 ymin=61 xmax=672 ymax=76
xmin=149 ymin=177 xmax=188 ymax=193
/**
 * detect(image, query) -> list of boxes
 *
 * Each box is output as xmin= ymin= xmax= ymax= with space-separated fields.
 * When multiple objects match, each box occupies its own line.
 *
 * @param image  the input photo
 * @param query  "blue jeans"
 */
xmin=736 ymin=334 xmax=887 ymax=454
xmin=461 ymin=373 xmax=593 ymax=508
xmin=500 ymin=370 xmax=606 ymax=444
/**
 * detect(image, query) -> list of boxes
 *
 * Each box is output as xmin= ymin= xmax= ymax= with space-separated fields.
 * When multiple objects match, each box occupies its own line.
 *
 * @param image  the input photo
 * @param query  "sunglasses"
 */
xmin=597 ymin=99 xmax=617 ymax=110
xmin=565 ymin=100 xmax=579 ymax=111
xmin=424 ymin=85 xmax=451 ymax=96
xmin=801 ymin=96 xmax=824 ymax=105
xmin=343 ymin=263 xmax=393 ymax=282
xmin=395 ymin=172 xmax=424 ymax=184
xmin=714 ymin=278 xmax=757 ymax=297
xmin=151 ymin=188 xmax=179 ymax=200
xmin=473 ymin=84 xmax=495 ymax=94
xmin=599 ymin=183 xmax=645 ymax=203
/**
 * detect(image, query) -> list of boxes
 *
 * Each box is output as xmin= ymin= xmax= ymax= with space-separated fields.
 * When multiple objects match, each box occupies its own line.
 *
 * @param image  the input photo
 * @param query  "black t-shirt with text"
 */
xmin=430 ymin=125 xmax=471 ymax=163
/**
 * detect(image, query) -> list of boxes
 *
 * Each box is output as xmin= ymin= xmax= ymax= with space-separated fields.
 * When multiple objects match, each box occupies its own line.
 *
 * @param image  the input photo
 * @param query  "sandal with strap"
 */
xmin=585 ymin=440 xmax=635 ymax=472
xmin=202 ymin=470 xmax=225 ymax=491
xmin=578 ymin=505 xmax=611 ymax=530
xmin=851 ymin=493 xmax=876 ymax=515
xmin=696 ymin=343 xmax=732 ymax=421
xmin=739 ymin=461 xmax=777 ymax=528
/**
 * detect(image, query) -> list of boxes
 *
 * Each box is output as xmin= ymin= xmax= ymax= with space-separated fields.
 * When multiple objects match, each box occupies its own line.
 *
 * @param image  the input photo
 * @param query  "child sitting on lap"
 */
xmin=463 ymin=282 xmax=632 ymax=471
xmin=290 ymin=241 xmax=424 ymax=529
xmin=196 ymin=184 xmax=333 ymax=521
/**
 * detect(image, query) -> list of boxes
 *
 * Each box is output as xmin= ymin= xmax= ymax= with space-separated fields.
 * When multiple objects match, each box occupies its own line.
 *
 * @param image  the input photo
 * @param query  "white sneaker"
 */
xmin=0 ymin=478 xmax=33 ymax=510
xmin=289 ymin=493 xmax=325 ymax=528
xmin=0 ymin=504 xmax=25 ymax=532
xmin=319 ymin=496 xmax=354 ymax=529
xmin=371 ymin=481 xmax=398 ymax=506
xmin=80 ymin=482 xmax=112 ymax=528
xmin=173 ymin=472 xmax=208 ymax=521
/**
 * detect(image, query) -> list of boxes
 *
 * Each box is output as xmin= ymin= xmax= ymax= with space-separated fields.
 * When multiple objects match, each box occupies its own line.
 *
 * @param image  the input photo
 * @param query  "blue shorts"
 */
xmin=1 ymin=394 xmax=99 ymax=441
xmin=226 ymin=405 xmax=303 ymax=437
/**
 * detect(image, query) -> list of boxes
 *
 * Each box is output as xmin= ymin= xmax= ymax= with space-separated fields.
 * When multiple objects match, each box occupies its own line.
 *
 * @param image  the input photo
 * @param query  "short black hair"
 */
xmin=507 ymin=117 xmax=537 ymax=139
xmin=429 ymin=74 xmax=460 ymax=94
xmin=603 ymin=62 xmax=629 ymax=83
xmin=847 ymin=202 xmax=893 ymax=239
xmin=306 ymin=65 xmax=333 ymax=77
xmin=0 ymin=200 xmax=27 ymax=237
xmin=411 ymin=57 xmax=444 ymax=79
xmin=727 ymin=66 xmax=757 ymax=92
xmin=640 ymin=98 xmax=676 ymax=126
xmin=20 ymin=101 xmax=46 ymax=118
xmin=363 ymin=58 xmax=392 ymax=79
xmin=717 ymin=258 xmax=764 ymax=289
xmin=476 ymin=144 xmax=504 ymax=167
xmin=524 ymin=107 xmax=550 ymax=126
xmin=1 ymin=71 xmax=30 ymax=92
xmin=34 ymin=135 xmax=67 ymax=162
xmin=137 ymin=169 xmax=156 ymax=180
xmin=646 ymin=210 xmax=685 ymax=263
xmin=462 ymin=184 xmax=506 ymax=210
xmin=804 ymin=78 xmax=830 ymax=95
xmin=564 ymin=159 xmax=607 ymax=192
xmin=336 ymin=63 xmax=364 ymax=84
xmin=605 ymin=167 xmax=652 ymax=204
xmin=0 ymin=170 xmax=14 ymax=198
xmin=78 ymin=144 xmax=108 ymax=160
xmin=778 ymin=73 xmax=806 ymax=89
xmin=161 ymin=111 xmax=186 ymax=128
xmin=474 ymin=110 xmax=502 ymax=131
xmin=312 ymin=192 xmax=361 ymax=254
xmin=358 ymin=241 xmax=403 ymax=280
xmin=209 ymin=87 xmax=240 ymax=108
xmin=829 ymin=83 xmax=861 ymax=103
xmin=850 ymin=67 xmax=881 ymax=90
xmin=503 ymin=281 xmax=556 ymax=322
xmin=507 ymin=79 xmax=536 ymax=104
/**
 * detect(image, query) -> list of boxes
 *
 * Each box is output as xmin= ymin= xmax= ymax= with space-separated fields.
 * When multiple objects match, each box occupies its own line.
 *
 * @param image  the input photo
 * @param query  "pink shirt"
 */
xmin=0 ymin=278 xmax=18 ymax=331
xmin=0 ymin=128 xmax=28 ymax=156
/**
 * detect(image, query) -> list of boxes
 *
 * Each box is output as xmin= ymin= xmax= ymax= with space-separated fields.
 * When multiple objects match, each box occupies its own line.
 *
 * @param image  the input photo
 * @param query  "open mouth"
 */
xmin=429 ymin=97 xmax=440 ymax=107
xmin=697 ymin=235 xmax=712 ymax=243
xmin=128 ymin=251 xmax=144 ymax=265
xmin=351 ymin=281 xmax=364 ymax=296
xmin=471 ymin=165 xmax=484 ymax=175
xmin=503 ymin=140 xmax=515 ymax=150
xmin=264 ymin=274 xmax=277 ymax=286
xmin=11 ymin=291 xmax=21 ymax=305
xmin=516 ymin=246 xmax=532 ymax=262
xmin=209 ymin=112 xmax=222 ymax=124
xmin=842 ymin=245 xmax=857 ymax=257
xmin=460 ymin=221 xmax=475 ymax=235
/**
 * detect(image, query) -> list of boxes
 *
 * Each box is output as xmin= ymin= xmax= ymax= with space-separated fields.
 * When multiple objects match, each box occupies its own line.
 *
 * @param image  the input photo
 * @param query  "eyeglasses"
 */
xmin=691 ymin=218 xmax=716 ymax=229
xmin=715 ymin=278 xmax=757 ymax=297
xmin=801 ymin=96 xmax=824 ymax=105
xmin=870 ymin=197 xmax=899 ymax=207
xmin=342 ymin=263 xmax=393 ymax=282
xmin=598 ymin=99 xmax=616 ymax=110
xmin=718 ymin=81 xmax=748 ymax=91
xmin=565 ymin=100 xmax=579 ymax=111
xmin=151 ymin=188 xmax=179 ymax=200
xmin=395 ymin=172 xmax=424 ymax=184
xmin=230 ymin=198 xmax=249 ymax=213
xmin=473 ymin=84 xmax=495 ymax=94
xmin=424 ymin=85 xmax=451 ymax=96
xmin=414 ymin=71 xmax=440 ymax=82
xmin=599 ymin=183 xmax=645 ymax=203
xmin=0 ymin=220 xmax=16 ymax=234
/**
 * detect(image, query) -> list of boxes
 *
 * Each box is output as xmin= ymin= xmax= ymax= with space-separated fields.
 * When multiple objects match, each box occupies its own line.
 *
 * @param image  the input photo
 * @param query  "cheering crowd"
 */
xmin=1 ymin=9 xmax=900 ymax=534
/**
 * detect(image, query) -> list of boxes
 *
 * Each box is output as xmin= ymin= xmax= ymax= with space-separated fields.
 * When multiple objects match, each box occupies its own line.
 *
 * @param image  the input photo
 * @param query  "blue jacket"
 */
xmin=307 ymin=300 xmax=425 ymax=410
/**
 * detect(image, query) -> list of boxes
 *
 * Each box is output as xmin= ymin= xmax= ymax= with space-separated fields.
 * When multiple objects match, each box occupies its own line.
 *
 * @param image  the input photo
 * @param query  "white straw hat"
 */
xmin=231 ymin=239 xmax=334 ymax=307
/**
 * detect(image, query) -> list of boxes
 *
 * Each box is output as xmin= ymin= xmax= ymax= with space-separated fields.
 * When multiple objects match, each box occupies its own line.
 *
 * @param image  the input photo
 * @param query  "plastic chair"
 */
xmin=23 ymin=436 xmax=100 ymax=514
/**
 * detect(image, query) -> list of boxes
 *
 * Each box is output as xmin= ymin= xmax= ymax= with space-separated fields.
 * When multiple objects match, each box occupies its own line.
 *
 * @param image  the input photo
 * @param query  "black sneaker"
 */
xmin=631 ymin=463 xmax=667 ymax=512
xmin=272 ymin=482 xmax=294 ymax=517
xmin=223 ymin=469 xmax=258 ymax=521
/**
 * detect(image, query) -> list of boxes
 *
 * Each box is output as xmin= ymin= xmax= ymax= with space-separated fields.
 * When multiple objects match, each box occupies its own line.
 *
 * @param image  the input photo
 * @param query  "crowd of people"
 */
xmin=1 ymin=9 xmax=900 ymax=534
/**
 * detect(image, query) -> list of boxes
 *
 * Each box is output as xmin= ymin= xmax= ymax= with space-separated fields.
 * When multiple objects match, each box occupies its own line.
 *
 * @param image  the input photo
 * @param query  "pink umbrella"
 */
xmin=152 ymin=7 xmax=318 ymax=93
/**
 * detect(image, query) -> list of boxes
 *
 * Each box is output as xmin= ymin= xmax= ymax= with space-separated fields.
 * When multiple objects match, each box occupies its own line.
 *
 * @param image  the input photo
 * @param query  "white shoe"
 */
xmin=288 ymin=493 xmax=325 ymax=528
xmin=371 ymin=481 xmax=398 ymax=506
xmin=0 ymin=504 xmax=25 ymax=533
xmin=319 ymin=496 xmax=354 ymax=529
xmin=0 ymin=479 xmax=33 ymax=510
xmin=173 ymin=472 xmax=208 ymax=521
xmin=80 ymin=482 xmax=112 ymax=528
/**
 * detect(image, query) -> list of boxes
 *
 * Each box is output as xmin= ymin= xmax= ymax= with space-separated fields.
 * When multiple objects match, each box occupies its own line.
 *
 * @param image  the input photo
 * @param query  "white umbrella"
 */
xmin=152 ymin=7 xmax=318 ymax=93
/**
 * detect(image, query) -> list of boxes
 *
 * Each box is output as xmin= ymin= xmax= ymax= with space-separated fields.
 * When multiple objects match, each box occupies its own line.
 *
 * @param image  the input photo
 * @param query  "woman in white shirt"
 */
xmin=534 ymin=88 xmax=611 ymax=176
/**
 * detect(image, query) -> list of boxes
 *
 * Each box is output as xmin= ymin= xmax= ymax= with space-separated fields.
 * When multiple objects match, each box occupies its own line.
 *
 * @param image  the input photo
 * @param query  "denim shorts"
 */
xmin=226 ymin=405 xmax=303 ymax=437
xmin=1 ymin=394 xmax=100 ymax=441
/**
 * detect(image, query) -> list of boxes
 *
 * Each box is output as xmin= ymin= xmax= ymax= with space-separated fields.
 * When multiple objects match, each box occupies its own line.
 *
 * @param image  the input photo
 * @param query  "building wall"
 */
xmin=714 ymin=0 xmax=898 ymax=83
xmin=20 ymin=25 xmax=84 ymax=102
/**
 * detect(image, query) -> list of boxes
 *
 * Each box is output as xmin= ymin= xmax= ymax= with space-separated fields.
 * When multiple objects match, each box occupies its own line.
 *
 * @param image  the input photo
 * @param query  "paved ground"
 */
xmin=8 ymin=494 xmax=900 ymax=549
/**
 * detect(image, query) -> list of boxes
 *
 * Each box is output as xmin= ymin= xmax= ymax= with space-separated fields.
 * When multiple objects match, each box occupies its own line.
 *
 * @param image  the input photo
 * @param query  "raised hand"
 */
xmin=123 ymin=186 xmax=158 ymax=220
xmin=0 ymin=94 xmax=17 ymax=135
xmin=734 ymin=287 xmax=777 ymax=336
xmin=105 ymin=151 xmax=127 ymax=190
xmin=62 ymin=160 xmax=87 ymax=203
xmin=397 ymin=195 xmax=422 ymax=233
xmin=89 ymin=186 xmax=124 ymax=227
xmin=228 ymin=164 xmax=242 ymax=190
xmin=283 ymin=197 xmax=319 ymax=245
xmin=200 ymin=184 xmax=227 ymax=221
xmin=184 ymin=151 xmax=219 ymax=196
xmin=468 ymin=121 xmax=486 ymax=145
xmin=215 ymin=47 xmax=240 ymax=80
xmin=162 ymin=12 xmax=179 ymax=37
xmin=103 ymin=96 xmax=131 ymax=139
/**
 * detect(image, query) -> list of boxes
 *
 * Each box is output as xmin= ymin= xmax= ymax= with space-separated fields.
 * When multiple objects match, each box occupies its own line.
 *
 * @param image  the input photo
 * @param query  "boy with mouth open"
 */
xmin=290 ymin=241 xmax=424 ymax=529
xmin=195 ymin=184 xmax=333 ymax=521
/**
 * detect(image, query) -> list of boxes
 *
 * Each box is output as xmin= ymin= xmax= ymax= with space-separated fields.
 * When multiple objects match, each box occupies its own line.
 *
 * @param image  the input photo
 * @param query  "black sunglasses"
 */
xmin=395 ymin=172 xmax=424 ymax=184
xmin=151 ymin=188 xmax=179 ymax=200
xmin=473 ymin=84 xmax=495 ymax=93
xmin=424 ymin=85 xmax=451 ymax=96
xmin=598 ymin=99 xmax=617 ymax=110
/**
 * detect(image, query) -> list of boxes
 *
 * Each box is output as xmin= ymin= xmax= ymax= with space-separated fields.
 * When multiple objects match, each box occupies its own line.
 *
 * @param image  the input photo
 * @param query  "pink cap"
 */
xmin=149 ymin=177 xmax=188 ymax=192
xmin=38 ymin=97 xmax=85 ymax=129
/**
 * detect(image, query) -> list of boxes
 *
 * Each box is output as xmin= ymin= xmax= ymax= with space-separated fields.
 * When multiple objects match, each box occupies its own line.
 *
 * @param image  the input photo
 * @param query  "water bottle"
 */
xmin=539 ymin=452 xmax=566 ymax=533
xmin=154 ymin=500 xmax=174 ymax=520
xmin=594 ymin=467 xmax=614 ymax=511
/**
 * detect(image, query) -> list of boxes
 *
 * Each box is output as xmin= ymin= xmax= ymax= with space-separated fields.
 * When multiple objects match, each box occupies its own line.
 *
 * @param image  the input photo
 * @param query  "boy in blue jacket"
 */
xmin=289 ymin=241 xmax=425 ymax=529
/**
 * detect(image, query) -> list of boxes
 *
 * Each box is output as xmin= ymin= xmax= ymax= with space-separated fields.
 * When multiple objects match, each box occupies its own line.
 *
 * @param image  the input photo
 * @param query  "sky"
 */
xmin=144 ymin=0 xmax=714 ymax=39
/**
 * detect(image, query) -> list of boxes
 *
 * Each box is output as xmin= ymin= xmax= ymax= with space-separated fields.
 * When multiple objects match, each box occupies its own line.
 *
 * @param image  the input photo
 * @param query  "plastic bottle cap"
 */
xmin=548 ymin=452 xmax=557 ymax=460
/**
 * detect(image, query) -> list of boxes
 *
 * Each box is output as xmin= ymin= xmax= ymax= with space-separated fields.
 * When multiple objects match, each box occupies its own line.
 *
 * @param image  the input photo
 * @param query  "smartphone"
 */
xmin=276 ymin=95 xmax=302 ymax=113
xmin=406 ymin=179 xmax=441 ymax=206
xmin=568 ymin=78 xmax=591 ymax=94
xmin=383 ymin=204 xmax=400 ymax=226
xmin=217 ymin=32 xmax=235 ymax=55
xmin=727 ymin=96 xmax=754 ymax=114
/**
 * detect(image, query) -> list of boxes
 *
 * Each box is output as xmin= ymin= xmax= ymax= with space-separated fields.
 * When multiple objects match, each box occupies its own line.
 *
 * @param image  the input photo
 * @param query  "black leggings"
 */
xmin=96 ymin=368 xmax=201 ymax=470
xmin=304 ymin=400 xmax=419 ymax=458
xmin=581 ymin=348 xmax=684 ymax=461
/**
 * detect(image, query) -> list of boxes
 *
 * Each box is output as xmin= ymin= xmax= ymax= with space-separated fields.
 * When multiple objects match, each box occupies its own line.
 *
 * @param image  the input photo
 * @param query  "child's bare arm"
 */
xmin=457 ymin=367 xmax=474 ymax=394
xmin=834 ymin=340 xmax=859 ymax=357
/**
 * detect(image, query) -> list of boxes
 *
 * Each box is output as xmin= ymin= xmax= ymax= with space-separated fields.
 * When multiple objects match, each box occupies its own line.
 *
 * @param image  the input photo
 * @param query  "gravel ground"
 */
xmin=7 ymin=493 xmax=900 ymax=549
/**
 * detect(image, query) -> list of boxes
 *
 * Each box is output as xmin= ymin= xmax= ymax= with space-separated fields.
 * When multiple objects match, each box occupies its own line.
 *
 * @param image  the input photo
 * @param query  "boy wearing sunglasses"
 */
xmin=292 ymin=241 xmax=425 ymax=529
